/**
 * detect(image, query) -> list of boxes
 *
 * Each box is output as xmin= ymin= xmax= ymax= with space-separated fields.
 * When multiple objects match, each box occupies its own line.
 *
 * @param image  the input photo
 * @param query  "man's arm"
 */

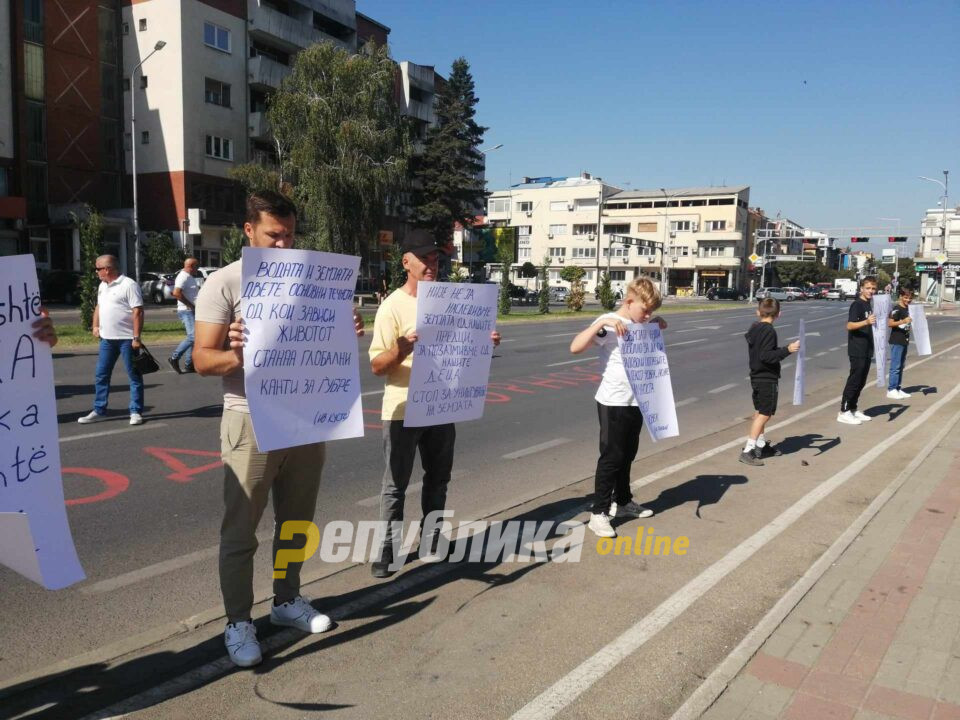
xmin=172 ymin=287 xmax=195 ymax=310
xmin=193 ymin=319 xmax=243 ymax=377
xmin=370 ymin=332 xmax=417 ymax=376
xmin=132 ymin=307 xmax=143 ymax=348
xmin=92 ymin=304 xmax=100 ymax=338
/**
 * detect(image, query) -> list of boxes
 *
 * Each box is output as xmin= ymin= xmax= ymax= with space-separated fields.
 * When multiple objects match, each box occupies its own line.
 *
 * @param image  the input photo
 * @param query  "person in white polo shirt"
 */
xmin=168 ymin=256 xmax=199 ymax=374
xmin=78 ymin=254 xmax=146 ymax=425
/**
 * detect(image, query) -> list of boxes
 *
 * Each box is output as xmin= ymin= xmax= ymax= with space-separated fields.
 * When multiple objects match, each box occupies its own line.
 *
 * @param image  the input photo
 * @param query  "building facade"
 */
xmin=915 ymin=205 xmax=960 ymax=303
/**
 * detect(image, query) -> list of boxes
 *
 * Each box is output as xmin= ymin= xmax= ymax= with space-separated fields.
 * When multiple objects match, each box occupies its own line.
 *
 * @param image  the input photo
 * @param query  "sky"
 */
xmin=359 ymin=0 xmax=959 ymax=256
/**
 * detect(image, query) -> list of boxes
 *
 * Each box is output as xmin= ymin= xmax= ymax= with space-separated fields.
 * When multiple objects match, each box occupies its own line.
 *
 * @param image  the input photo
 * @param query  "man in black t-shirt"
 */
xmin=886 ymin=287 xmax=914 ymax=399
xmin=838 ymin=276 xmax=878 ymax=425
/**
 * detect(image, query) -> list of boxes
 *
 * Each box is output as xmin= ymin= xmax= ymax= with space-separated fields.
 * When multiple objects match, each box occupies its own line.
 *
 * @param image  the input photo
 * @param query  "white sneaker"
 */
xmin=587 ymin=513 xmax=616 ymax=538
xmin=611 ymin=501 xmax=654 ymax=519
xmin=77 ymin=411 xmax=106 ymax=424
xmin=896 ymin=389 xmax=912 ymax=399
xmin=224 ymin=621 xmax=261 ymax=667
xmin=837 ymin=411 xmax=862 ymax=425
xmin=886 ymin=390 xmax=899 ymax=400
xmin=853 ymin=411 xmax=872 ymax=422
xmin=129 ymin=413 xmax=143 ymax=425
xmin=270 ymin=595 xmax=333 ymax=634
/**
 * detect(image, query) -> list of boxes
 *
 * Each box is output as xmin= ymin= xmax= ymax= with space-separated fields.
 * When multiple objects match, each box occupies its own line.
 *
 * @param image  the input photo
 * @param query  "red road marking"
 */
xmin=63 ymin=467 xmax=129 ymax=506
xmin=143 ymin=446 xmax=222 ymax=483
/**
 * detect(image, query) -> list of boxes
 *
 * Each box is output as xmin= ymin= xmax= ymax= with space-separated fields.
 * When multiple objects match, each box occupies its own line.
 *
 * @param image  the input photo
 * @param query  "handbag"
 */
xmin=131 ymin=343 xmax=160 ymax=375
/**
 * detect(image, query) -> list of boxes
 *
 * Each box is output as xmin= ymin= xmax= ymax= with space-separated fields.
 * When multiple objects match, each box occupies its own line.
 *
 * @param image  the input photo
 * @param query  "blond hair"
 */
xmin=625 ymin=276 xmax=662 ymax=311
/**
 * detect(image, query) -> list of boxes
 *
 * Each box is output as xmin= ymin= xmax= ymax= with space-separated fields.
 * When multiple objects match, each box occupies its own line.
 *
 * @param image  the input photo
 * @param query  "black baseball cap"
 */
xmin=400 ymin=230 xmax=444 ymax=256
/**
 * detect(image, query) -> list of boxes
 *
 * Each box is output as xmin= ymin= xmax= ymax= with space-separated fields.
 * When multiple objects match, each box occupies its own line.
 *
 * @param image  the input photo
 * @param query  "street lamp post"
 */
xmin=879 ymin=217 xmax=901 ymax=290
xmin=659 ymin=188 xmax=677 ymax=297
xmin=130 ymin=40 xmax=166 ymax=284
xmin=919 ymin=171 xmax=949 ymax=310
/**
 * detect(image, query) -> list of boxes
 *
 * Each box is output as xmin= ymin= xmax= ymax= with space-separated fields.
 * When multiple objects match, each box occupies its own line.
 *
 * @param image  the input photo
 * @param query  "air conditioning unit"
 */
xmin=567 ymin=203 xmax=575 ymax=211
xmin=558 ymin=257 xmax=565 ymax=263
xmin=525 ymin=211 xmax=532 ymax=217
xmin=622 ymin=257 xmax=629 ymax=264
xmin=691 ymin=222 xmax=699 ymax=232
xmin=648 ymin=257 xmax=655 ymax=263
xmin=548 ymin=233 xmax=553 ymax=239
xmin=669 ymin=231 xmax=677 ymax=238
xmin=587 ymin=234 xmax=595 ymax=240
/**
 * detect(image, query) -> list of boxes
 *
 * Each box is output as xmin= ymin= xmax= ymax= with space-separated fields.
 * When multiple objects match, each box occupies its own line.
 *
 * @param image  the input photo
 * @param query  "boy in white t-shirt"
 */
xmin=569 ymin=277 xmax=668 ymax=538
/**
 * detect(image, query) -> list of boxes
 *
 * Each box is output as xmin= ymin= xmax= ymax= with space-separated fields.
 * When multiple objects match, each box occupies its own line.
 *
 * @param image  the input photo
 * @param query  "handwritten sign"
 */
xmin=872 ymin=293 xmax=892 ymax=388
xmin=404 ymin=281 xmax=497 ymax=427
xmin=241 ymin=247 xmax=363 ymax=451
xmin=793 ymin=319 xmax=806 ymax=405
xmin=619 ymin=324 xmax=679 ymax=442
xmin=0 ymin=255 xmax=85 ymax=589
xmin=909 ymin=303 xmax=932 ymax=356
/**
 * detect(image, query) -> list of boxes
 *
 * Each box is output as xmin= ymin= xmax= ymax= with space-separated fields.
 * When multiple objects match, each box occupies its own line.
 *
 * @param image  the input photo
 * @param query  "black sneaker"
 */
xmin=739 ymin=450 xmax=764 ymax=466
xmin=371 ymin=544 xmax=395 ymax=579
xmin=182 ymin=364 xmax=196 ymax=374
xmin=167 ymin=356 xmax=182 ymax=375
xmin=759 ymin=443 xmax=782 ymax=457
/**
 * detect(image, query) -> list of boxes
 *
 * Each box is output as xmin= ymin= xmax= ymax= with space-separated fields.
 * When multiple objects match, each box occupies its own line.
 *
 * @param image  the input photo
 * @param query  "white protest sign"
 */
xmin=242 ymin=247 xmax=363 ymax=452
xmin=404 ymin=281 xmax=498 ymax=427
xmin=619 ymin=323 xmax=679 ymax=442
xmin=909 ymin=303 xmax=932 ymax=356
xmin=793 ymin=319 xmax=806 ymax=406
xmin=872 ymin=293 xmax=892 ymax=388
xmin=0 ymin=255 xmax=85 ymax=589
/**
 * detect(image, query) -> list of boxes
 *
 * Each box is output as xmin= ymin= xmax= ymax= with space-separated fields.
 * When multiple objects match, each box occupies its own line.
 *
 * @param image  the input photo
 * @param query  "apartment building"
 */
xmin=915 ymin=205 xmax=960 ymax=303
xmin=484 ymin=178 xmax=751 ymax=296
xmin=1 ymin=0 xmax=128 ymax=271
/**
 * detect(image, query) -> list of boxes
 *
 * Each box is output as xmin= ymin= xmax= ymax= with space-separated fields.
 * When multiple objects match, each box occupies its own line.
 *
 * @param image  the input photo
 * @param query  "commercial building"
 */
xmin=914 ymin=205 xmax=960 ymax=303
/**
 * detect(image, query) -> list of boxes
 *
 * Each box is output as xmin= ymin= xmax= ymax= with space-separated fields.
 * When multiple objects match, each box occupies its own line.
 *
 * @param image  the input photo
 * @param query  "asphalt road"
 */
xmin=2 ymin=300 xmax=958 ymax=701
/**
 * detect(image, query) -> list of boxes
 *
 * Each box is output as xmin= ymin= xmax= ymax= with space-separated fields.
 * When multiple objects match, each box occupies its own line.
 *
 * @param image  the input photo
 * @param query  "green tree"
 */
xmin=773 ymin=261 xmax=828 ymax=287
xmin=895 ymin=257 xmax=917 ymax=288
xmin=387 ymin=244 xmax=406 ymax=291
xmin=596 ymin=271 xmax=615 ymax=310
xmin=497 ymin=241 xmax=513 ymax=315
xmin=72 ymin=207 xmax=104 ymax=331
xmin=143 ymin=231 xmax=185 ymax=272
xmin=446 ymin=261 xmax=470 ymax=282
xmin=560 ymin=265 xmax=587 ymax=311
xmin=411 ymin=57 xmax=486 ymax=247
xmin=267 ymin=41 xmax=410 ymax=254
xmin=538 ymin=257 xmax=551 ymax=314
xmin=222 ymin=225 xmax=246 ymax=265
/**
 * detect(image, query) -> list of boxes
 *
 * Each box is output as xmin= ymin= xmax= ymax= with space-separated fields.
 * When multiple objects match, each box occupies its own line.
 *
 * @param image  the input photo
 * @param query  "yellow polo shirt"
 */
xmin=369 ymin=288 xmax=418 ymax=420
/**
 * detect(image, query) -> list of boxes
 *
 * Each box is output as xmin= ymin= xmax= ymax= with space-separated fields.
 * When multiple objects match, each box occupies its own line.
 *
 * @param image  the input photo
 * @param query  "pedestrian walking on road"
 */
xmin=77 ymin=254 xmax=145 ymax=426
xmin=886 ymin=286 xmax=914 ymax=399
xmin=193 ymin=191 xmax=364 ymax=668
xmin=168 ymin=256 xmax=199 ymax=374
xmin=838 ymin=276 xmax=878 ymax=425
xmin=570 ymin=276 xmax=667 ymax=539
xmin=368 ymin=230 xmax=501 ymax=578
xmin=739 ymin=298 xmax=800 ymax=466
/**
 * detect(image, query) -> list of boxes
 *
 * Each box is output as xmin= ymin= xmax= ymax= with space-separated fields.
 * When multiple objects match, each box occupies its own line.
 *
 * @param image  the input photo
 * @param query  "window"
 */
xmin=548 ymin=247 xmax=566 ymax=257
xmin=516 ymin=201 xmax=532 ymax=212
xmin=707 ymin=220 xmax=727 ymax=231
xmin=140 ymin=75 xmax=148 ymax=89
xmin=24 ymin=0 xmax=43 ymax=43
xmin=141 ymin=131 xmax=149 ymax=144
xmin=26 ymin=102 xmax=45 ymax=161
xmin=671 ymin=220 xmax=692 ymax=232
xmin=549 ymin=270 xmax=560 ymax=282
xmin=204 ymin=22 xmax=231 ymax=52
xmin=583 ymin=270 xmax=594 ymax=282
xmin=139 ymin=18 xmax=147 ymax=31
xmin=572 ymin=247 xmax=596 ymax=258
xmin=700 ymin=244 xmax=728 ymax=257
xmin=516 ymin=225 xmax=531 ymax=236
xmin=0 ymin=168 xmax=8 ymax=197
xmin=575 ymin=197 xmax=598 ymax=209
xmin=668 ymin=245 xmax=689 ymax=257
xmin=605 ymin=202 xmax=627 ymax=210
xmin=122 ymin=77 xmax=130 ymax=91
xmin=573 ymin=224 xmax=597 ymax=236
xmin=122 ymin=22 xmax=129 ymax=35
xmin=24 ymin=43 xmax=43 ymax=100
xmin=101 ymin=64 xmax=119 ymax=117
xmin=30 ymin=231 xmax=50 ymax=267
xmin=602 ymin=246 xmax=629 ymax=258
xmin=602 ymin=223 xmax=630 ymax=235
xmin=610 ymin=270 xmax=626 ymax=281
xmin=548 ymin=224 xmax=568 ymax=236
xmin=549 ymin=200 xmax=569 ymax=212
xmin=636 ymin=222 xmax=657 ymax=232
xmin=708 ymin=198 xmax=735 ymax=206
xmin=518 ymin=247 xmax=531 ymax=259
xmin=25 ymin=165 xmax=47 ymax=221
xmin=204 ymin=78 xmax=231 ymax=107
xmin=102 ymin=120 xmax=119 ymax=170
xmin=205 ymin=134 xmax=234 ymax=161
xmin=488 ymin=197 xmax=509 ymax=214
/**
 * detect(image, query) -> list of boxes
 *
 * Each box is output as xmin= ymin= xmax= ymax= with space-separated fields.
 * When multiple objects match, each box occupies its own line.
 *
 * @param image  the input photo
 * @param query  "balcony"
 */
xmin=249 ymin=111 xmax=270 ymax=140
xmin=249 ymin=55 xmax=292 ymax=91
xmin=249 ymin=4 xmax=353 ymax=53
xmin=693 ymin=255 xmax=742 ymax=268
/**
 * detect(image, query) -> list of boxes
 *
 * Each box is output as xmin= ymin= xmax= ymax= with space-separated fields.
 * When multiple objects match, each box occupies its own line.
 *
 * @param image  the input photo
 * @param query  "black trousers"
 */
xmin=841 ymin=355 xmax=872 ymax=412
xmin=592 ymin=403 xmax=643 ymax=514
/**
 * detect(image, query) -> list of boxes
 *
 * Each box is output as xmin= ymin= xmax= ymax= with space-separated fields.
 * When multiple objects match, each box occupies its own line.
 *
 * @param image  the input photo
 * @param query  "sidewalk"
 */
xmin=700 ymin=422 xmax=960 ymax=720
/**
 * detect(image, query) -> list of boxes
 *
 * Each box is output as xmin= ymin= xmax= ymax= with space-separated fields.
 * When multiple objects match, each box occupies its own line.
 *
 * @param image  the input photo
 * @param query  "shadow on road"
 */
xmin=903 ymin=384 xmax=937 ymax=396
xmin=777 ymin=433 xmax=841 ymax=456
xmin=866 ymin=403 xmax=909 ymax=422
xmin=54 ymin=383 xmax=162 ymax=401
xmin=640 ymin=474 xmax=748 ymax=519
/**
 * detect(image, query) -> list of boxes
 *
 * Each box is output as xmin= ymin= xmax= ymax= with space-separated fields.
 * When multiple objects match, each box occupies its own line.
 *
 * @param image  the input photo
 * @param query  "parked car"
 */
xmin=782 ymin=287 xmax=807 ymax=301
xmin=507 ymin=283 xmax=538 ymax=303
xmin=39 ymin=270 xmax=82 ymax=305
xmin=825 ymin=288 xmax=846 ymax=301
xmin=706 ymin=287 xmax=746 ymax=301
xmin=814 ymin=282 xmax=833 ymax=298
xmin=756 ymin=287 xmax=789 ymax=301
xmin=140 ymin=272 xmax=176 ymax=304
xmin=195 ymin=266 xmax=219 ymax=288
xmin=549 ymin=286 xmax=569 ymax=302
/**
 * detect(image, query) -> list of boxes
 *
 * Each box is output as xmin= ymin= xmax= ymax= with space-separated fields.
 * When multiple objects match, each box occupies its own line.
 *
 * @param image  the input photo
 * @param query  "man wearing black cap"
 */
xmin=368 ymin=230 xmax=500 ymax=578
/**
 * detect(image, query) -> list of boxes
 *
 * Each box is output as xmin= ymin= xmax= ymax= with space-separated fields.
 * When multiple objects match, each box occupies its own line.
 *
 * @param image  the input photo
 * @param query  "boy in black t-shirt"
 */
xmin=838 ymin=276 xmax=878 ymax=425
xmin=740 ymin=298 xmax=800 ymax=466
xmin=886 ymin=287 xmax=914 ymax=399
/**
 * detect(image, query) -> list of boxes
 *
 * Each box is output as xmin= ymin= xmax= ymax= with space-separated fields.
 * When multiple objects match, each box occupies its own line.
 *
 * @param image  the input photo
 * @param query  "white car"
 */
xmin=195 ymin=266 xmax=219 ymax=288
xmin=782 ymin=287 xmax=806 ymax=301
xmin=825 ymin=288 xmax=845 ymax=300
xmin=756 ymin=287 xmax=789 ymax=301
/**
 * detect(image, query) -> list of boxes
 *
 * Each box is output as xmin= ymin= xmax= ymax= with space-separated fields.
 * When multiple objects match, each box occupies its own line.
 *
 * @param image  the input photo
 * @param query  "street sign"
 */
xmin=749 ymin=253 xmax=761 ymax=264
xmin=936 ymin=254 xmax=947 ymax=264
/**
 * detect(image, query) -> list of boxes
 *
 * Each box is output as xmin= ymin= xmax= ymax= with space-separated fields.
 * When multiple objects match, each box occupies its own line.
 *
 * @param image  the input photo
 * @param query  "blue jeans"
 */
xmin=888 ymin=343 xmax=908 ymax=391
xmin=94 ymin=339 xmax=144 ymax=414
xmin=172 ymin=310 xmax=195 ymax=368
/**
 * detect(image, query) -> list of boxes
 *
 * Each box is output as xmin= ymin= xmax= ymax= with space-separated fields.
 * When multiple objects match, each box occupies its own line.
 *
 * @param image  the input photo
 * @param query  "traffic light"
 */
xmin=887 ymin=236 xmax=907 ymax=243
xmin=850 ymin=237 xmax=870 ymax=243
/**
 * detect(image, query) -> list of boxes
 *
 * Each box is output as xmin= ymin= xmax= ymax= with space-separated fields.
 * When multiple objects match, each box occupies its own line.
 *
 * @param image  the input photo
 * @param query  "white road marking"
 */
xmin=544 ymin=332 xmax=577 ymax=338
xmin=815 ymin=351 xmax=829 ymax=357
xmin=361 ymin=389 xmax=384 ymax=397
xmin=503 ymin=438 xmax=571 ymax=460
xmin=510 ymin=380 xmax=960 ymax=720
xmin=675 ymin=397 xmax=698 ymax=407
xmin=829 ymin=346 xmax=843 ymax=352
xmin=786 ymin=332 xmax=821 ymax=339
xmin=675 ymin=325 xmax=720 ymax=333
xmin=357 ymin=482 xmax=422 ymax=508
xmin=546 ymin=356 xmax=597 ymax=367
xmin=60 ymin=423 xmax=168 ymax=443
xmin=667 ymin=339 xmax=707 ymax=347
xmin=708 ymin=383 xmax=737 ymax=394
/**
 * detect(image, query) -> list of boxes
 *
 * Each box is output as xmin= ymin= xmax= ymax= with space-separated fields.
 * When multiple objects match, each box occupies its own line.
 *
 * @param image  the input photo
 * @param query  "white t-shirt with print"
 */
xmin=97 ymin=275 xmax=144 ymax=339
xmin=592 ymin=312 xmax=637 ymax=406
